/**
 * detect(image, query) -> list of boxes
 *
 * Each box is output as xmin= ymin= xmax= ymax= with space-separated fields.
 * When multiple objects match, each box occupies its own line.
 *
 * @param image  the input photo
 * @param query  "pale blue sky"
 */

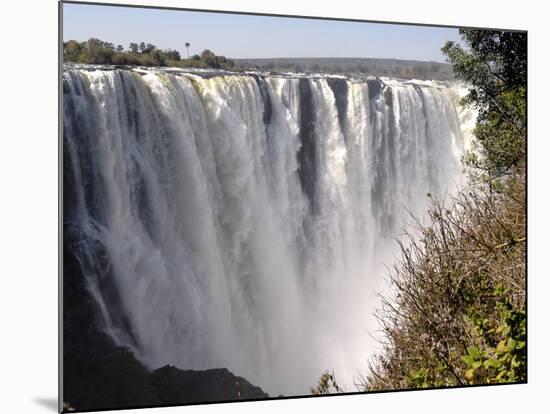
xmin=63 ymin=3 xmax=461 ymax=62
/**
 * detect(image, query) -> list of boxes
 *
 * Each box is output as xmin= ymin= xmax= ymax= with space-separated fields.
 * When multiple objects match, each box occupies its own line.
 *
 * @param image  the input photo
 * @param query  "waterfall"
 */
xmin=63 ymin=65 xmax=472 ymax=396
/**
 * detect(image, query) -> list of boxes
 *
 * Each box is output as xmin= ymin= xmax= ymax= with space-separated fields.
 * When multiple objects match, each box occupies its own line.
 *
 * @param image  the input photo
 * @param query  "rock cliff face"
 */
xmin=63 ymin=346 xmax=268 ymax=411
xmin=151 ymin=366 xmax=269 ymax=404
xmin=63 ymin=225 xmax=268 ymax=411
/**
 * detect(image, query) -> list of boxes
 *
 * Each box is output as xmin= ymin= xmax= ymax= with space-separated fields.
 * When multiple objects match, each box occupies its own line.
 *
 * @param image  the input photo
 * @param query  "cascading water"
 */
xmin=63 ymin=65 xmax=474 ymax=396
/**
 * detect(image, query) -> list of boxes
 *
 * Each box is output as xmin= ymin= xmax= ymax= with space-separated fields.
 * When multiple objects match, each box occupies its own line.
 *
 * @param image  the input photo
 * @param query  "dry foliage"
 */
xmin=362 ymin=171 xmax=526 ymax=391
xmin=311 ymin=370 xmax=344 ymax=395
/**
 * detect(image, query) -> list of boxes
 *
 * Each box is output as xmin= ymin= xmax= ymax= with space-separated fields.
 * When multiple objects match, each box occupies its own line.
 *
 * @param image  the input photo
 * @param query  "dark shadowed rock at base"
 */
xmin=152 ymin=366 xmax=269 ymax=404
xmin=63 ymin=223 xmax=269 ymax=411
xmin=64 ymin=348 xmax=269 ymax=411
xmin=82 ymin=349 xmax=161 ymax=410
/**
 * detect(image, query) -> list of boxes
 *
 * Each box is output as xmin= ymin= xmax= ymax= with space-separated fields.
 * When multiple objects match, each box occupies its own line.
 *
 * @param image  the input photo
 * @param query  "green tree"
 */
xmin=129 ymin=43 xmax=139 ymax=53
xmin=200 ymin=49 xmax=220 ymax=68
xmin=81 ymin=38 xmax=113 ymax=64
xmin=442 ymin=30 xmax=526 ymax=179
xmin=111 ymin=53 xmax=127 ymax=65
xmin=149 ymin=49 xmax=166 ymax=66
xmin=164 ymin=49 xmax=181 ymax=61
xmin=144 ymin=43 xmax=156 ymax=54
xmin=63 ymin=40 xmax=82 ymax=62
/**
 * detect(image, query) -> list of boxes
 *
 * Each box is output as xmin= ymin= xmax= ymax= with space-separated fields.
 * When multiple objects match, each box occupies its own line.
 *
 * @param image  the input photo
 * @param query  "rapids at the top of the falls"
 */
xmin=63 ymin=62 xmax=462 ymax=90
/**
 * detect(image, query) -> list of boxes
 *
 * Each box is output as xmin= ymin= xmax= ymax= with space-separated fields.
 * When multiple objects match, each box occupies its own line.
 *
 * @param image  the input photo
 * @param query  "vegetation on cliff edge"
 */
xmin=63 ymin=38 xmax=236 ymax=69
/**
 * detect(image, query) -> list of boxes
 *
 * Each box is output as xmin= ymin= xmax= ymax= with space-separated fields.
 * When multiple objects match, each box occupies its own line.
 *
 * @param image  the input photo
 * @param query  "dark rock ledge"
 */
xmin=63 ymin=347 xmax=269 ymax=411
xmin=62 ymin=225 xmax=268 ymax=412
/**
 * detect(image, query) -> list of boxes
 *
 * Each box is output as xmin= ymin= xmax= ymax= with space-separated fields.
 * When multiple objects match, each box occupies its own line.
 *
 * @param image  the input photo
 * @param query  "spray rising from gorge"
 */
xmin=63 ymin=65 xmax=474 ymax=396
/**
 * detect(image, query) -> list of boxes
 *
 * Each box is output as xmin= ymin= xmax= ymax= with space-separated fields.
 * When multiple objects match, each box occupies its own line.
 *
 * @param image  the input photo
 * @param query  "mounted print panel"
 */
xmin=60 ymin=1 xmax=527 ymax=411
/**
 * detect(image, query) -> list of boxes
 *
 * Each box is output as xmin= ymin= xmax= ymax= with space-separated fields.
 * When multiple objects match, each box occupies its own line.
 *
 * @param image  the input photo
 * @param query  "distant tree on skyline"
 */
xmin=185 ymin=42 xmax=190 ymax=59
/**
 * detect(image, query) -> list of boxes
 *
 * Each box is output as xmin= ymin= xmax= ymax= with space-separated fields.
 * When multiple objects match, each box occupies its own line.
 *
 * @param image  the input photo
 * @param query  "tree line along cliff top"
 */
xmin=63 ymin=38 xmax=455 ymax=80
